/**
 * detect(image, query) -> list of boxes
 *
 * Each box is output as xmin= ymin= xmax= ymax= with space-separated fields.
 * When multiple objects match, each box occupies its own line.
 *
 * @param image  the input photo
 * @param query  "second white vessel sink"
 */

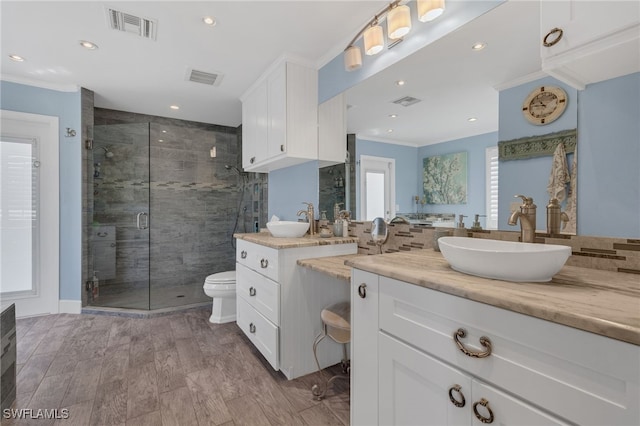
xmin=437 ymin=237 xmax=571 ymax=282
xmin=266 ymin=221 xmax=309 ymax=238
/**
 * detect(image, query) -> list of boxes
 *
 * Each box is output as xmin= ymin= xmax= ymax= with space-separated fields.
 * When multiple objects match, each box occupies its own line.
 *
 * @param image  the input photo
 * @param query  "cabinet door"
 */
xmin=351 ymin=269 xmax=380 ymax=426
xmin=267 ymin=62 xmax=287 ymax=158
xmin=379 ymin=332 xmax=471 ymax=426
xmin=242 ymin=81 xmax=268 ymax=169
xmin=318 ymin=93 xmax=347 ymax=167
xmin=471 ymin=380 xmax=570 ymax=426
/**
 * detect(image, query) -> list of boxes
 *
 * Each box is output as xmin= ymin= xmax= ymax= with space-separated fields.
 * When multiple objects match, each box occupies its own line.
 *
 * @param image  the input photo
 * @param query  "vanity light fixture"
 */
xmin=203 ymin=16 xmax=216 ymax=26
xmin=343 ymin=0 xmax=445 ymax=72
xmin=79 ymin=40 xmax=98 ymax=50
xmin=364 ymin=20 xmax=384 ymax=55
xmin=8 ymin=54 xmax=25 ymax=62
xmin=417 ymin=0 xmax=445 ymax=22
xmin=472 ymin=42 xmax=487 ymax=51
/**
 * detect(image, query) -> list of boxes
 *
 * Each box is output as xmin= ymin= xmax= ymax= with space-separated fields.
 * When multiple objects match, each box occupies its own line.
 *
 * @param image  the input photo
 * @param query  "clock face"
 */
xmin=522 ymin=86 xmax=567 ymax=125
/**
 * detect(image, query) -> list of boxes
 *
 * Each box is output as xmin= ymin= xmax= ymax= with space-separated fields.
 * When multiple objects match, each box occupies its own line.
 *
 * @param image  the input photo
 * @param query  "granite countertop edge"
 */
xmin=234 ymin=232 xmax=358 ymax=249
xmin=343 ymin=250 xmax=640 ymax=346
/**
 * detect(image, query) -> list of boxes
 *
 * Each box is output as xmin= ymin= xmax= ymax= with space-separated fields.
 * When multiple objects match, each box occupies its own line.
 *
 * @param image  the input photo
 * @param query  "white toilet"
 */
xmin=203 ymin=271 xmax=237 ymax=324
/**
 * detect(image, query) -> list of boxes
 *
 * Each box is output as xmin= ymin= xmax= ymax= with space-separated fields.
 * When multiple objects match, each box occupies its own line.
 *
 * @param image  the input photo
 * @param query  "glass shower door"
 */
xmin=89 ymin=123 xmax=150 ymax=309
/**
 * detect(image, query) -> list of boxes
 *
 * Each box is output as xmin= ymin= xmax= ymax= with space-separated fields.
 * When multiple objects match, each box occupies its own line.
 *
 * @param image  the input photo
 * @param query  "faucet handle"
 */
xmin=302 ymin=202 xmax=314 ymax=208
xmin=514 ymin=194 xmax=533 ymax=205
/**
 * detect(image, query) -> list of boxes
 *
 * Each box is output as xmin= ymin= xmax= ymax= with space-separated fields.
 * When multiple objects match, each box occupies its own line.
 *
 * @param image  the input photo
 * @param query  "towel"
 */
xmin=547 ymin=142 xmax=570 ymax=202
xmin=564 ymin=145 xmax=578 ymax=234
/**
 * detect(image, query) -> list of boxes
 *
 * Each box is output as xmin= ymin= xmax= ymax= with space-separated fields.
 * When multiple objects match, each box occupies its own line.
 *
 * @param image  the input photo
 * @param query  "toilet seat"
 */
xmin=204 ymin=271 xmax=236 ymax=284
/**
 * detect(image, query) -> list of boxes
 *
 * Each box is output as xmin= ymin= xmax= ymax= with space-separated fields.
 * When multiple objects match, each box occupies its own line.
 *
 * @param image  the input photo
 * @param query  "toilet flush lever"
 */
xmin=249 ymin=287 xmax=256 ymax=297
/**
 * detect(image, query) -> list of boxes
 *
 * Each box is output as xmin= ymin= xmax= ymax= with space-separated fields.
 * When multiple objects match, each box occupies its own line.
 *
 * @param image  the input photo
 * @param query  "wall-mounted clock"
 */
xmin=522 ymin=86 xmax=567 ymax=125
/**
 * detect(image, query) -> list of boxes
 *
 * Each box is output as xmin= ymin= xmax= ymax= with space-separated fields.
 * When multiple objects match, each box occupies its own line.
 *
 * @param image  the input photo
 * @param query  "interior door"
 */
xmin=360 ymin=155 xmax=395 ymax=221
xmin=0 ymin=110 xmax=59 ymax=317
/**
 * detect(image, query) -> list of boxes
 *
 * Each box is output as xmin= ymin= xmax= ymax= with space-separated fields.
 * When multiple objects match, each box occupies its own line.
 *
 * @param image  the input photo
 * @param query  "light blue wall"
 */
xmin=268 ymin=160 xmax=319 ymax=221
xmin=578 ymin=73 xmax=640 ymax=237
xmin=498 ymin=77 xmax=578 ymax=232
xmin=498 ymin=73 xmax=640 ymax=237
xmin=1 ymin=80 xmax=82 ymax=301
xmin=418 ymin=132 xmax=498 ymax=228
xmin=355 ymin=138 xmax=418 ymax=216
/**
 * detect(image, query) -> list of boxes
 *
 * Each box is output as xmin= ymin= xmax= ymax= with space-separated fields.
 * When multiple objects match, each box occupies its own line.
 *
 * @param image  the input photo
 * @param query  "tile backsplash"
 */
xmin=348 ymin=222 xmax=640 ymax=275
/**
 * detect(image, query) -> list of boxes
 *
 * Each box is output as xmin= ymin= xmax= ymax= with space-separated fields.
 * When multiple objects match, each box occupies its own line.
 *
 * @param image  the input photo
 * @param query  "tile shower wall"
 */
xmin=86 ymin=109 xmax=267 ymax=310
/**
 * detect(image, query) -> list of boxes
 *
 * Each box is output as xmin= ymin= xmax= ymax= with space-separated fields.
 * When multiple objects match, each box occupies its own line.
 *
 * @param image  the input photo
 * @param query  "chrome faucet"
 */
xmin=297 ymin=202 xmax=316 ymax=235
xmin=508 ymin=195 xmax=537 ymax=243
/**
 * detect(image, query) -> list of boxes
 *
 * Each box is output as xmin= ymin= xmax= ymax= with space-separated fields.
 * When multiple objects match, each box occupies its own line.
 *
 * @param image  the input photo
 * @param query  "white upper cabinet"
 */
xmin=318 ymin=93 xmax=347 ymax=167
xmin=240 ymin=56 xmax=318 ymax=172
xmin=540 ymin=0 xmax=640 ymax=89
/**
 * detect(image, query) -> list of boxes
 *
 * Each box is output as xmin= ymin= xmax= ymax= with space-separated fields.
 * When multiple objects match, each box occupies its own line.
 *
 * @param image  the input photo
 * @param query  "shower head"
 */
xmin=225 ymin=165 xmax=242 ymax=174
xmin=101 ymin=146 xmax=114 ymax=158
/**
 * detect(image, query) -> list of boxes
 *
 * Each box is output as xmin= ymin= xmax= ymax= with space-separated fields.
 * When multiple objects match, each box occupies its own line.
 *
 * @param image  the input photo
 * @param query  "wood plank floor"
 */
xmin=5 ymin=308 xmax=350 ymax=426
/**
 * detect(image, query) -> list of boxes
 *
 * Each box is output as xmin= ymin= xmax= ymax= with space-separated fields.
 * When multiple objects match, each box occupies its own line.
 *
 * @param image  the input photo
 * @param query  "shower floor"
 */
xmin=89 ymin=282 xmax=210 ymax=310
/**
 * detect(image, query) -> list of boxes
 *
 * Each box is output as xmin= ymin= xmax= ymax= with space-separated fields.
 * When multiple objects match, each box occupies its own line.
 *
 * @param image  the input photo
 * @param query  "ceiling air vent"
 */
xmin=392 ymin=96 xmax=422 ymax=107
xmin=185 ymin=68 xmax=224 ymax=87
xmin=106 ymin=7 xmax=157 ymax=40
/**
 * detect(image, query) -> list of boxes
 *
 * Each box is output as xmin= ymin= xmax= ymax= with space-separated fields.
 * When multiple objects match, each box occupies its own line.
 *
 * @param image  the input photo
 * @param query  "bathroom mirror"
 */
xmin=319 ymin=0 xmax=638 ymax=238
xmin=371 ymin=217 xmax=389 ymax=248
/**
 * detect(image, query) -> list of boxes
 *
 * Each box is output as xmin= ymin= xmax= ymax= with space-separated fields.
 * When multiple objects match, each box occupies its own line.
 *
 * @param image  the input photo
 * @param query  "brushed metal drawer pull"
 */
xmin=249 ymin=323 xmax=256 ymax=333
xmin=280 ymin=144 xmax=284 ymax=152
xmin=358 ymin=283 xmax=367 ymax=298
xmin=241 ymin=250 xmax=247 ymax=259
xmin=473 ymin=398 xmax=494 ymax=424
xmin=448 ymin=384 xmax=465 ymax=408
xmin=543 ymin=27 xmax=563 ymax=47
xmin=249 ymin=287 xmax=256 ymax=296
xmin=250 ymin=156 xmax=255 ymax=164
xmin=453 ymin=328 xmax=492 ymax=358
xmin=260 ymin=258 xmax=269 ymax=268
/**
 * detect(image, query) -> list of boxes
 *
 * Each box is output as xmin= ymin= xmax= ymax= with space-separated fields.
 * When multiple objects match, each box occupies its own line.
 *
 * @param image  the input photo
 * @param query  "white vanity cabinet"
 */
xmin=540 ymin=0 xmax=640 ymax=89
xmin=350 ymin=270 xmax=640 ymax=426
xmin=236 ymin=238 xmax=357 ymax=379
xmin=240 ymin=56 xmax=318 ymax=173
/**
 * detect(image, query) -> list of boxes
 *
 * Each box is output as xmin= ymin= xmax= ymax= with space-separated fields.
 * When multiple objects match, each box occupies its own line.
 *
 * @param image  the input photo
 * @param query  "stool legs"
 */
xmin=311 ymin=324 xmax=350 ymax=401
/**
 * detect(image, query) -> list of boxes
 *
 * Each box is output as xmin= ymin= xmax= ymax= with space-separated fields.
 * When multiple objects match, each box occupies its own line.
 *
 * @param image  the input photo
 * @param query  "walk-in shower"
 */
xmin=84 ymin=111 xmax=267 ymax=311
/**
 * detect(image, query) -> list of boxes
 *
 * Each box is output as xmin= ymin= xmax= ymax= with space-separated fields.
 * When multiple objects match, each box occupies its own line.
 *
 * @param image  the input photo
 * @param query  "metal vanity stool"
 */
xmin=311 ymin=301 xmax=351 ymax=400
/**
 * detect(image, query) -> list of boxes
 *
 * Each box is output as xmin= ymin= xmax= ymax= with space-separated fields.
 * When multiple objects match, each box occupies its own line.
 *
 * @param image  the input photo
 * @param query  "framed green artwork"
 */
xmin=423 ymin=151 xmax=468 ymax=204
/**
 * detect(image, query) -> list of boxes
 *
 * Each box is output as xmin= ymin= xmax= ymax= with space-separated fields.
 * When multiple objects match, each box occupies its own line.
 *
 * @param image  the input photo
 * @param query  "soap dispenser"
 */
xmin=452 ymin=215 xmax=468 ymax=237
xmin=546 ymin=198 xmax=570 ymax=234
xmin=470 ymin=214 xmax=486 ymax=231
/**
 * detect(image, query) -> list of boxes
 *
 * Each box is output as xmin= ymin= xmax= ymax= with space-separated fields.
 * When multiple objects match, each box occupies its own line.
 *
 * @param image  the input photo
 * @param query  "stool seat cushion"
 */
xmin=321 ymin=302 xmax=351 ymax=331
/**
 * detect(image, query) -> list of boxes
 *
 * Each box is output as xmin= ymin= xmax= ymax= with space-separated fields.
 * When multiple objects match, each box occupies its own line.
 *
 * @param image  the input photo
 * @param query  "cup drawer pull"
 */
xmin=249 ymin=287 xmax=256 ymax=296
xmin=260 ymin=258 xmax=269 ymax=268
xmin=453 ymin=328 xmax=492 ymax=358
xmin=249 ymin=323 xmax=256 ymax=333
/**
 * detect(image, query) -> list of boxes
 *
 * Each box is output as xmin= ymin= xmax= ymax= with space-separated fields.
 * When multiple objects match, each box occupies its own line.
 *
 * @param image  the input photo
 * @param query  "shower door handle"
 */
xmin=137 ymin=212 xmax=149 ymax=230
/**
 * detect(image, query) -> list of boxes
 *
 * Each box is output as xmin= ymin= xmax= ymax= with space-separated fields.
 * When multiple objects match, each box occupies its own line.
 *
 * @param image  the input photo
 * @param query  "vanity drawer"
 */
xmin=379 ymin=277 xmax=639 ymax=426
xmin=236 ymin=263 xmax=280 ymax=325
xmin=236 ymin=239 xmax=279 ymax=281
xmin=237 ymin=296 xmax=279 ymax=371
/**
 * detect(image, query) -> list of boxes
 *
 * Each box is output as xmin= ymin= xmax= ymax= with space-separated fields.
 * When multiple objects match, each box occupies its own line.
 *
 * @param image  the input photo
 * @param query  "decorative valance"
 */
xmin=498 ymin=129 xmax=577 ymax=161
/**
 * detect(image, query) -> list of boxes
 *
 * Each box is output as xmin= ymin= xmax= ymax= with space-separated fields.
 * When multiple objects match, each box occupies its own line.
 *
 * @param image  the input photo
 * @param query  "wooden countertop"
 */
xmin=343 ymin=249 xmax=640 ymax=345
xmin=234 ymin=232 xmax=358 ymax=249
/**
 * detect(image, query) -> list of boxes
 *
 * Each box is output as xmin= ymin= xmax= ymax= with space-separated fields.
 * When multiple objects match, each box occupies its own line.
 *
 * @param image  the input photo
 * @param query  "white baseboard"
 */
xmin=59 ymin=299 xmax=82 ymax=314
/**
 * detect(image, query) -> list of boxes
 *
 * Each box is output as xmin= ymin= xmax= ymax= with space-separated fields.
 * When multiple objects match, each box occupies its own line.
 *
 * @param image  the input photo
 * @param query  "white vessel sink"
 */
xmin=266 ymin=221 xmax=309 ymax=238
xmin=437 ymin=237 xmax=571 ymax=282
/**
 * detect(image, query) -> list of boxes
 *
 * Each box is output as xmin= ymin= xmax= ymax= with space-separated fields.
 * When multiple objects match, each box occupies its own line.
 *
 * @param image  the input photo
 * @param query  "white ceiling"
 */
xmin=1 ymin=0 xmax=386 ymax=126
xmin=2 ymin=1 xmax=542 ymax=145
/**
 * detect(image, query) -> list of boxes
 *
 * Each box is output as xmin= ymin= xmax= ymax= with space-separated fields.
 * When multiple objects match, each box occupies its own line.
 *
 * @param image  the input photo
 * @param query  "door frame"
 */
xmin=359 ymin=155 xmax=396 ymax=221
xmin=1 ymin=110 xmax=59 ymax=317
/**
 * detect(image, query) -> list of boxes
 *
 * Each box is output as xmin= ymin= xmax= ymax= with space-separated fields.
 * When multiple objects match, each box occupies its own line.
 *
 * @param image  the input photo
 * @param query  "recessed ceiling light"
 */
xmin=468 ymin=117 xmax=478 ymax=122
xmin=396 ymin=80 xmax=406 ymax=86
xmin=387 ymin=129 xmax=394 ymax=133
xmin=471 ymin=42 xmax=487 ymax=51
xmin=170 ymin=105 xmax=180 ymax=110
xmin=158 ymin=139 xmax=164 ymax=143
xmin=162 ymin=130 xmax=167 ymax=133
xmin=203 ymin=16 xmax=216 ymax=26
xmin=79 ymin=40 xmax=98 ymax=50
xmin=9 ymin=54 xmax=25 ymax=62
xmin=389 ymin=114 xmax=398 ymax=118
